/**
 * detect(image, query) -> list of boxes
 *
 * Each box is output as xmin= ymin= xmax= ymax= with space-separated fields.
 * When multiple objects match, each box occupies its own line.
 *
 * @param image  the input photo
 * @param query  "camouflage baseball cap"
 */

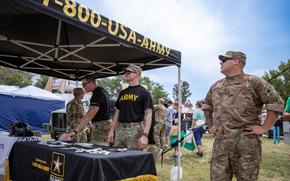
xmin=218 ymin=51 xmax=247 ymax=65
xmin=123 ymin=64 xmax=142 ymax=76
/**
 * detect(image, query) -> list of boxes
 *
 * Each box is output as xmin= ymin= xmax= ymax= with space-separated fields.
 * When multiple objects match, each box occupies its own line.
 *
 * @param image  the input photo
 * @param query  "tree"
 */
xmin=96 ymin=76 xmax=123 ymax=99
xmin=0 ymin=66 xmax=32 ymax=87
xmin=172 ymin=81 xmax=192 ymax=103
xmin=262 ymin=59 xmax=290 ymax=102
xmin=141 ymin=76 xmax=169 ymax=103
xmin=34 ymin=75 xmax=49 ymax=88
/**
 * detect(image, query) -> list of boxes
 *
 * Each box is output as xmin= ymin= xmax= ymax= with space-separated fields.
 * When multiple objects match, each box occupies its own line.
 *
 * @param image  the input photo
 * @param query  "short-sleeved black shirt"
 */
xmin=90 ymin=86 xmax=110 ymax=123
xmin=115 ymin=85 xmax=153 ymax=123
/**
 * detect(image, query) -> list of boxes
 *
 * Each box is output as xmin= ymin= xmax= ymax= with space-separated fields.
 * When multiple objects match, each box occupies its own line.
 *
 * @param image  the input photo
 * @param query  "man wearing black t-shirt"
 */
xmin=65 ymin=76 xmax=111 ymax=146
xmin=108 ymin=64 xmax=153 ymax=150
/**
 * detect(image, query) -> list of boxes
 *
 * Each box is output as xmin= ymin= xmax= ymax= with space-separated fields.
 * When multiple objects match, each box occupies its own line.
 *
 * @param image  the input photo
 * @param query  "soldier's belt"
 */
xmin=119 ymin=122 xmax=143 ymax=128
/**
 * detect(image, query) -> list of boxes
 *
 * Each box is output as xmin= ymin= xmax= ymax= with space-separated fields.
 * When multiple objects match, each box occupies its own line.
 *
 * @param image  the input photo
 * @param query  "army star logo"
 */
xmin=51 ymin=152 xmax=65 ymax=177
xmin=53 ymin=156 xmax=62 ymax=173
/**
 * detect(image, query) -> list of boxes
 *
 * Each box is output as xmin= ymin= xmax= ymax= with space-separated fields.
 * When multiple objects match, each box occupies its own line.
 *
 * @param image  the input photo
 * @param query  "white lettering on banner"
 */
xmin=16 ymin=137 xmax=41 ymax=142
xmin=42 ymin=0 xmax=172 ymax=57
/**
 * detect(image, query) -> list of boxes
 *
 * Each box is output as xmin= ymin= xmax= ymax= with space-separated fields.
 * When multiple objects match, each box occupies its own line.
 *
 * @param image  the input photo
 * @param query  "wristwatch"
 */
xmin=142 ymin=132 xmax=148 ymax=138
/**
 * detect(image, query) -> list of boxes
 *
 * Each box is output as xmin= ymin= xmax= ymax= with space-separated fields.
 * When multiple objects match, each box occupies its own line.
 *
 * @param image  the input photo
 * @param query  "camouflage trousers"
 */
xmin=153 ymin=122 xmax=166 ymax=148
xmin=210 ymin=132 xmax=261 ymax=181
xmin=90 ymin=119 xmax=112 ymax=146
xmin=76 ymin=130 xmax=87 ymax=143
xmin=113 ymin=122 xmax=144 ymax=150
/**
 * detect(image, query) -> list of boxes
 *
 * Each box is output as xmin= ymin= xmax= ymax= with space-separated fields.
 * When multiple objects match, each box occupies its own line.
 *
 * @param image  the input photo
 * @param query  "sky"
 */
xmin=78 ymin=0 xmax=290 ymax=104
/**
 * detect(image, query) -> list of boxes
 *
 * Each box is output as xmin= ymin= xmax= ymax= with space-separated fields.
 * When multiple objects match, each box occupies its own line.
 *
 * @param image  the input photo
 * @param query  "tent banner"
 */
xmin=23 ymin=0 xmax=181 ymax=62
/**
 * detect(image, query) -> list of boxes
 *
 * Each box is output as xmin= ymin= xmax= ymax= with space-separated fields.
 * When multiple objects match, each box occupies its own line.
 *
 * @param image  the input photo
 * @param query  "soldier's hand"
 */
xmin=245 ymin=125 xmax=267 ymax=135
xmin=63 ymin=132 xmax=75 ymax=141
xmin=208 ymin=125 xmax=217 ymax=137
xmin=107 ymin=129 xmax=114 ymax=143
xmin=138 ymin=135 xmax=148 ymax=150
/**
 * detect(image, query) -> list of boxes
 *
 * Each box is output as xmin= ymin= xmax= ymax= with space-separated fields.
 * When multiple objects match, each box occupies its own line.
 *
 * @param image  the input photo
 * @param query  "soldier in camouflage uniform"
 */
xmin=66 ymin=88 xmax=87 ymax=143
xmin=204 ymin=51 xmax=284 ymax=181
xmin=153 ymin=98 xmax=167 ymax=149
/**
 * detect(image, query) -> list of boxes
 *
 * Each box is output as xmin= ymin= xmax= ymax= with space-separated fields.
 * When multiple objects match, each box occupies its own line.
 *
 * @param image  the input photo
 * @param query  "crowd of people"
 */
xmin=63 ymin=50 xmax=289 ymax=181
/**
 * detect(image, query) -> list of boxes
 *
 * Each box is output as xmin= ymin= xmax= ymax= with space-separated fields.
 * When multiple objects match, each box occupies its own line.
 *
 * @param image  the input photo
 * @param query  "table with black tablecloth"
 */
xmin=9 ymin=142 xmax=157 ymax=181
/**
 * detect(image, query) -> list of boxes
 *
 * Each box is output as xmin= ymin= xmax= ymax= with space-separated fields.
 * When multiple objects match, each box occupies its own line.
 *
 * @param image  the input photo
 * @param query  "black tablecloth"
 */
xmin=9 ymin=142 xmax=157 ymax=181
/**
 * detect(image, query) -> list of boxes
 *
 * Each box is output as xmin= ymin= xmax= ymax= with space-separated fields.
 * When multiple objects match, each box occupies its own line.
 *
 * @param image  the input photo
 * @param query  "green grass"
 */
xmin=155 ymin=134 xmax=290 ymax=181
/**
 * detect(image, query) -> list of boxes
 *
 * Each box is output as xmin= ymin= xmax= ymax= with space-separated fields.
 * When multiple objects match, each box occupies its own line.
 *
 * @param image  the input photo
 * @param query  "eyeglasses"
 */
xmin=82 ymin=81 xmax=91 ymax=87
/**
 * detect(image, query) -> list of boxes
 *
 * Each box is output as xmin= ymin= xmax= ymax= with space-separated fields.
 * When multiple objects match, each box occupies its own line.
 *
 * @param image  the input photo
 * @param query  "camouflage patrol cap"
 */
xmin=124 ymin=64 xmax=142 ymax=76
xmin=218 ymin=51 xmax=247 ymax=65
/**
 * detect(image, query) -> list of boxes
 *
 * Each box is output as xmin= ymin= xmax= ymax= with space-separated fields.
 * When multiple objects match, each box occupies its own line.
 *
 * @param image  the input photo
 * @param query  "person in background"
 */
xmin=165 ymin=100 xmax=175 ymax=147
xmin=107 ymin=64 xmax=153 ymax=150
xmin=66 ymin=88 xmax=87 ymax=143
xmin=171 ymin=102 xmax=182 ymax=157
xmin=283 ymin=97 xmax=290 ymax=120
xmin=65 ymin=76 xmax=111 ymax=146
xmin=204 ymin=50 xmax=284 ymax=181
xmin=153 ymin=98 xmax=167 ymax=149
xmin=189 ymin=100 xmax=206 ymax=157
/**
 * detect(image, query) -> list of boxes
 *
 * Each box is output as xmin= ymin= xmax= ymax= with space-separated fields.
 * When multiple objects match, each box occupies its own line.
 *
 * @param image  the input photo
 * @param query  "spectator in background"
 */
xmin=189 ymin=101 xmax=206 ymax=157
xmin=283 ymin=97 xmax=290 ymax=121
xmin=165 ymin=100 xmax=175 ymax=147
xmin=66 ymin=88 xmax=87 ymax=143
xmin=153 ymin=98 xmax=167 ymax=149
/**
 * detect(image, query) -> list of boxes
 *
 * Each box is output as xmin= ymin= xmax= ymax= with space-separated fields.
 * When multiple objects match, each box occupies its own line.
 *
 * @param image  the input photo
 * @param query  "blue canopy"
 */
xmin=0 ymin=86 xmax=65 ymax=132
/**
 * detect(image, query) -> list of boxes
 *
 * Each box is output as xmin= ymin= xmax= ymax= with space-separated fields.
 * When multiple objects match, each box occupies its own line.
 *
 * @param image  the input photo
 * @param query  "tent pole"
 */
xmin=54 ymin=20 xmax=62 ymax=59
xmin=177 ymin=66 xmax=182 ymax=181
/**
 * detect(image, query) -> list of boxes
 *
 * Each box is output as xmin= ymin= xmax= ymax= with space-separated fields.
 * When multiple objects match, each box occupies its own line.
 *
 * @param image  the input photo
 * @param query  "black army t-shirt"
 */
xmin=90 ymin=86 xmax=110 ymax=123
xmin=115 ymin=85 xmax=153 ymax=123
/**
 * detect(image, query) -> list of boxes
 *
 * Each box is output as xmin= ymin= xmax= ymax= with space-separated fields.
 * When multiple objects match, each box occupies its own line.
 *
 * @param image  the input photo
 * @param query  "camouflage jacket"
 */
xmin=154 ymin=103 xmax=167 ymax=124
xmin=204 ymin=73 xmax=284 ymax=137
xmin=66 ymin=99 xmax=84 ymax=130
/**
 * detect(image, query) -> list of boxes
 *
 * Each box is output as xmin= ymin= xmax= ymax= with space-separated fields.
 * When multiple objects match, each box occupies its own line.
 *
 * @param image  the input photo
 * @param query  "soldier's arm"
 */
xmin=262 ymin=111 xmax=277 ymax=131
xmin=109 ymin=108 xmax=120 ymax=132
xmin=143 ymin=108 xmax=153 ymax=135
xmin=74 ymin=105 xmax=99 ymax=132
xmin=204 ymin=89 xmax=214 ymax=129
xmin=108 ymin=108 xmax=119 ymax=142
xmin=246 ymin=77 xmax=284 ymax=135
xmin=283 ymin=112 xmax=290 ymax=120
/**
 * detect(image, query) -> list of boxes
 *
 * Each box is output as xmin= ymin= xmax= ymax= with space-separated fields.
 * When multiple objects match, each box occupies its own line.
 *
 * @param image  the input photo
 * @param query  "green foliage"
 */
xmin=34 ymin=75 xmax=49 ymax=88
xmin=262 ymin=59 xmax=290 ymax=102
xmin=172 ymin=81 xmax=192 ymax=103
xmin=95 ymin=76 xmax=169 ymax=103
xmin=0 ymin=66 xmax=32 ymax=87
xmin=96 ymin=76 xmax=123 ymax=99
xmin=141 ymin=76 xmax=169 ymax=103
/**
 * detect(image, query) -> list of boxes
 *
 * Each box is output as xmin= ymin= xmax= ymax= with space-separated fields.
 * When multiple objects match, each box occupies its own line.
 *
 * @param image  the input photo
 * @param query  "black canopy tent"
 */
xmin=0 ymin=0 xmax=181 ymax=80
xmin=0 ymin=0 xmax=183 ymax=180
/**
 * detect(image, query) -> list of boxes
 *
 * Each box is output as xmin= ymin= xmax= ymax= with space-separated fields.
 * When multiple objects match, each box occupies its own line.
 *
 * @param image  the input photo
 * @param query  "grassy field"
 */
xmin=155 ymin=134 xmax=290 ymax=181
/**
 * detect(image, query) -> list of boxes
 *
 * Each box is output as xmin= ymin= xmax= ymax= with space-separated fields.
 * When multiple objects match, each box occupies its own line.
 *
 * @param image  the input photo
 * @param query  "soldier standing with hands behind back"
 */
xmin=204 ymin=50 xmax=284 ymax=181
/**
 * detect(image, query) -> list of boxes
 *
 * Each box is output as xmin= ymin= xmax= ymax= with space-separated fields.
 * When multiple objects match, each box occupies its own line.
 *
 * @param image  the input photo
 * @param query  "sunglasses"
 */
xmin=124 ymin=70 xmax=135 ymax=74
xmin=221 ymin=57 xmax=235 ymax=63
